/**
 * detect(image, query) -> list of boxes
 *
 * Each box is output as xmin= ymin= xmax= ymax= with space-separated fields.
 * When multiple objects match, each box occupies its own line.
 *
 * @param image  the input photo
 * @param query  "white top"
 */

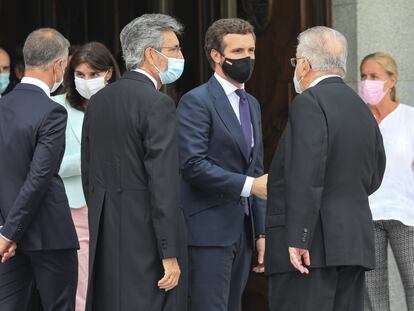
xmin=52 ymin=93 xmax=86 ymax=208
xmin=369 ymin=103 xmax=414 ymax=226
xmin=214 ymin=73 xmax=254 ymax=197
xmin=21 ymin=77 xmax=51 ymax=96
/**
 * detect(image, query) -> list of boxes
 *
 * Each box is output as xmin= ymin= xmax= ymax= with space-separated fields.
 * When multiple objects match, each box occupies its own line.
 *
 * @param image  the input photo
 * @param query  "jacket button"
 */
xmin=303 ymin=228 xmax=308 ymax=233
xmin=301 ymin=237 xmax=306 ymax=242
xmin=117 ymin=188 xmax=122 ymax=193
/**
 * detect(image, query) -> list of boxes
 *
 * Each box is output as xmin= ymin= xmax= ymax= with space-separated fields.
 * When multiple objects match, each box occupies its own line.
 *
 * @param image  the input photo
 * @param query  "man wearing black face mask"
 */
xmin=177 ymin=18 xmax=267 ymax=311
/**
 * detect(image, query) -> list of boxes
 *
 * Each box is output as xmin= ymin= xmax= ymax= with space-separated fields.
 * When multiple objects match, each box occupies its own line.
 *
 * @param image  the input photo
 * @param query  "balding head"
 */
xmin=297 ymin=26 xmax=347 ymax=77
xmin=0 ymin=48 xmax=10 ymax=74
xmin=23 ymin=28 xmax=70 ymax=70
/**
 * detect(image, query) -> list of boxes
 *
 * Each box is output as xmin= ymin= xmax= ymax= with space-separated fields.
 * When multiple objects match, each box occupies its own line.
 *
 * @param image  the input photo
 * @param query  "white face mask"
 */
xmin=50 ymin=61 xmax=65 ymax=93
xmin=75 ymin=75 xmax=107 ymax=99
xmin=293 ymin=68 xmax=303 ymax=94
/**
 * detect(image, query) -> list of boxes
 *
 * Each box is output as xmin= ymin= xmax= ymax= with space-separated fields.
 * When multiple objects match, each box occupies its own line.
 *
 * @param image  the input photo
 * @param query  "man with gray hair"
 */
xmin=81 ymin=14 xmax=187 ymax=311
xmin=0 ymin=28 xmax=79 ymax=310
xmin=265 ymin=26 xmax=386 ymax=310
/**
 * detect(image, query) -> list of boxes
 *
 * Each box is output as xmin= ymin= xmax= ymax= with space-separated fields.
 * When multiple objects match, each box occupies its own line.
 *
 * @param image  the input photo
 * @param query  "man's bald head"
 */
xmin=0 ymin=48 xmax=10 ymax=74
xmin=296 ymin=26 xmax=348 ymax=77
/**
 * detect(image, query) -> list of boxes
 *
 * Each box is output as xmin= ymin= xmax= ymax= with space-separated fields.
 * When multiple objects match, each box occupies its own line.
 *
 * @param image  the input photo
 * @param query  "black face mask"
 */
xmin=221 ymin=56 xmax=255 ymax=84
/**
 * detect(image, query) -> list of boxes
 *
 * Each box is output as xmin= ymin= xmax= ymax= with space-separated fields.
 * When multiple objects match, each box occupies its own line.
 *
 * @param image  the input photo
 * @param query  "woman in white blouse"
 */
xmin=52 ymin=42 xmax=120 ymax=311
xmin=359 ymin=52 xmax=414 ymax=311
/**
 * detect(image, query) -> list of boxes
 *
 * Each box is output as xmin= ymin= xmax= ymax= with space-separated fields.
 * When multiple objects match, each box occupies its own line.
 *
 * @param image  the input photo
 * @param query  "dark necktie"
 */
xmin=235 ymin=89 xmax=252 ymax=160
xmin=235 ymin=89 xmax=252 ymax=215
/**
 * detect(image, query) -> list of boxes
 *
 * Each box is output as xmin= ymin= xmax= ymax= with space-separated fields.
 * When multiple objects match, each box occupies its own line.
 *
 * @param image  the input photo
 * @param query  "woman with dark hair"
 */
xmin=52 ymin=41 xmax=120 ymax=311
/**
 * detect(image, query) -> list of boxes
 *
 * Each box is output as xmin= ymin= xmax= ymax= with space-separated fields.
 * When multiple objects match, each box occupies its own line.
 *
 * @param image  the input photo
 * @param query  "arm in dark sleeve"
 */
xmin=177 ymin=93 xmax=246 ymax=199
xmin=284 ymin=93 xmax=328 ymax=249
xmin=143 ymin=95 xmax=181 ymax=259
xmin=251 ymin=101 xmax=266 ymax=236
xmin=81 ymin=105 xmax=90 ymax=203
xmin=0 ymin=106 xmax=67 ymax=242
xmin=369 ymin=126 xmax=386 ymax=195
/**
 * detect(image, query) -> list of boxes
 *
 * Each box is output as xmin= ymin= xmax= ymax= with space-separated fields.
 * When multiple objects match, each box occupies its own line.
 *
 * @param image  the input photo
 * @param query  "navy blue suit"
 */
xmin=0 ymin=83 xmax=79 ymax=311
xmin=177 ymin=75 xmax=265 ymax=311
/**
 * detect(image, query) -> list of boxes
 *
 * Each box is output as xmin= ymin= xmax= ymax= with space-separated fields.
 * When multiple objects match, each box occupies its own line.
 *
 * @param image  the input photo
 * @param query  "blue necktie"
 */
xmin=235 ymin=89 xmax=252 ymax=160
xmin=235 ymin=89 xmax=252 ymax=215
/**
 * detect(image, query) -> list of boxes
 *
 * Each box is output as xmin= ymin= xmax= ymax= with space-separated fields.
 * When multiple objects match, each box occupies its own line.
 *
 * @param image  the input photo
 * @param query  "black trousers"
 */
xmin=269 ymin=266 xmax=365 ymax=311
xmin=0 ymin=249 xmax=78 ymax=311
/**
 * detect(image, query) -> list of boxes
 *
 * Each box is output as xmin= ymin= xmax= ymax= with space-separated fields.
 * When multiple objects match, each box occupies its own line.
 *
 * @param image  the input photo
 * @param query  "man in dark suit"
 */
xmin=0 ymin=28 xmax=79 ymax=310
xmin=81 ymin=14 xmax=187 ymax=311
xmin=177 ymin=18 xmax=267 ymax=311
xmin=265 ymin=26 xmax=386 ymax=311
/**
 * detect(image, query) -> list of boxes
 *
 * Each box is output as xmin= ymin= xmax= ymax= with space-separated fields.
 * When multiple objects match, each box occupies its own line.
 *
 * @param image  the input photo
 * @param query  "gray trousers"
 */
xmin=365 ymin=220 xmax=414 ymax=311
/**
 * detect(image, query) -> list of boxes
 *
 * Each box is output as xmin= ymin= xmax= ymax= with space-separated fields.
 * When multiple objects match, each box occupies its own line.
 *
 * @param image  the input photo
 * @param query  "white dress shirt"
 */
xmin=369 ymin=103 xmax=414 ymax=226
xmin=133 ymin=69 xmax=158 ymax=89
xmin=21 ymin=77 xmax=51 ymax=96
xmin=214 ymin=73 xmax=254 ymax=197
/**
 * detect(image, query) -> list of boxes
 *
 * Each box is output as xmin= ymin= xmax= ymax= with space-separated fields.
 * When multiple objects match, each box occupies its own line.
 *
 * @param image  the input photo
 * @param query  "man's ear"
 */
xmin=145 ymin=47 xmax=156 ymax=66
xmin=299 ymin=58 xmax=311 ymax=78
xmin=210 ymin=49 xmax=222 ymax=65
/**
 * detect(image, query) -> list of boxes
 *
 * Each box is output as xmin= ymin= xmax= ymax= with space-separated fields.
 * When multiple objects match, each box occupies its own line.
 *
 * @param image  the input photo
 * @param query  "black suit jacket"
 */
xmin=0 ymin=83 xmax=78 ymax=250
xmin=177 ymin=75 xmax=266 ymax=247
xmin=81 ymin=71 xmax=187 ymax=311
xmin=265 ymin=77 xmax=386 ymax=274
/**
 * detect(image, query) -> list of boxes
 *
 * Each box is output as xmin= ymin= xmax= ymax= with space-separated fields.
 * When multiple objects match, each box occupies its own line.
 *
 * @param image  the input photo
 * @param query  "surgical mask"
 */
xmin=221 ymin=56 xmax=255 ymax=84
xmin=359 ymin=80 xmax=387 ymax=105
xmin=50 ymin=62 xmax=65 ymax=93
xmin=293 ymin=69 xmax=304 ymax=94
xmin=153 ymin=50 xmax=184 ymax=84
xmin=75 ymin=75 xmax=107 ymax=99
xmin=0 ymin=72 xmax=10 ymax=93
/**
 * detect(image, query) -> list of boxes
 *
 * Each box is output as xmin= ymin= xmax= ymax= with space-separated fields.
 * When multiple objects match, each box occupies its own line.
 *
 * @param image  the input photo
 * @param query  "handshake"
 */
xmin=251 ymin=174 xmax=268 ymax=200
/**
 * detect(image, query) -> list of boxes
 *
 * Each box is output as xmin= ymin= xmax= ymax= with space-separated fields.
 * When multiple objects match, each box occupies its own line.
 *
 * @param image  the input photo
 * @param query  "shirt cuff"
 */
xmin=0 ymin=232 xmax=12 ymax=242
xmin=241 ymin=176 xmax=254 ymax=197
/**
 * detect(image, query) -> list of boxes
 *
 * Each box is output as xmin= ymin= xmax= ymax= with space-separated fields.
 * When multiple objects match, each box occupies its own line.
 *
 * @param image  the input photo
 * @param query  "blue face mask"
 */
xmin=153 ymin=50 xmax=185 ymax=85
xmin=0 ymin=72 xmax=10 ymax=93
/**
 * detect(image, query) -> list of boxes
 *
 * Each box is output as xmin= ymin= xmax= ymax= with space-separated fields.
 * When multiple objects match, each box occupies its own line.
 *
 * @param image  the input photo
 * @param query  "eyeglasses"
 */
xmin=290 ymin=57 xmax=306 ymax=68
xmin=160 ymin=45 xmax=182 ymax=56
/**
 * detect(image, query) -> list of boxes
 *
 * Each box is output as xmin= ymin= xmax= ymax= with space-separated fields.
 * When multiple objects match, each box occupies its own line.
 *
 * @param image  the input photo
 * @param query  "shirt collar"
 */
xmin=21 ymin=77 xmax=51 ymax=97
xmin=133 ymin=69 xmax=158 ymax=89
xmin=309 ymin=74 xmax=341 ymax=88
xmin=214 ymin=72 xmax=244 ymax=96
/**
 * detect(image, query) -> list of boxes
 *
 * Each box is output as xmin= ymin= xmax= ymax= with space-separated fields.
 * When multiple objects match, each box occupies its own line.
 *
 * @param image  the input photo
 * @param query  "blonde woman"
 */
xmin=360 ymin=52 xmax=414 ymax=311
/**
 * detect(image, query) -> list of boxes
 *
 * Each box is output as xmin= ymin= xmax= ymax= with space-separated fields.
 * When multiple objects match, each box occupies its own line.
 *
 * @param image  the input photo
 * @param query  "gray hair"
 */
xmin=23 ymin=28 xmax=70 ymax=69
xmin=297 ymin=26 xmax=348 ymax=77
xmin=120 ymin=14 xmax=183 ymax=71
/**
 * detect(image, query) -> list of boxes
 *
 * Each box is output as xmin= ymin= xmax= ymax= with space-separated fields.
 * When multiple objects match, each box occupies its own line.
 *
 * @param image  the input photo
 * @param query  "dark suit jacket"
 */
xmin=0 ymin=83 xmax=78 ymax=250
xmin=265 ymin=77 xmax=386 ymax=275
xmin=177 ymin=75 xmax=266 ymax=247
xmin=81 ymin=71 xmax=187 ymax=311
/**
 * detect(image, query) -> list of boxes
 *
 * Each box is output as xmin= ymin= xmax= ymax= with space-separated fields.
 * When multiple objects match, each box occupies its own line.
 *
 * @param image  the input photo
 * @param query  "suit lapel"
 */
xmin=208 ymin=76 xmax=249 ymax=163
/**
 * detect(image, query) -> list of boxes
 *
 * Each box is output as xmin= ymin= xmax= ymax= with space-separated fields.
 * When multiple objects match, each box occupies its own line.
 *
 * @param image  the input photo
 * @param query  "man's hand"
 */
xmin=158 ymin=257 xmax=181 ymax=291
xmin=253 ymin=237 xmax=265 ymax=273
xmin=251 ymin=174 xmax=268 ymax=200
xmin=288 ymin=247 xmax=310 ymax=274
xmin=0 ymin=235 xmax=16 ymax=263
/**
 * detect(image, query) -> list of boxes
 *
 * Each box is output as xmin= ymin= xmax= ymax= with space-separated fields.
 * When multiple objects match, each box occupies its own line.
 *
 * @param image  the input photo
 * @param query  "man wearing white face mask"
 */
xmin=266 ymin=26 xmax=386 ymax=311
xmin=81 ymin=14 xmax=187 ymax=311
xmin=0 ymin=28 xmax=79 ymax=310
